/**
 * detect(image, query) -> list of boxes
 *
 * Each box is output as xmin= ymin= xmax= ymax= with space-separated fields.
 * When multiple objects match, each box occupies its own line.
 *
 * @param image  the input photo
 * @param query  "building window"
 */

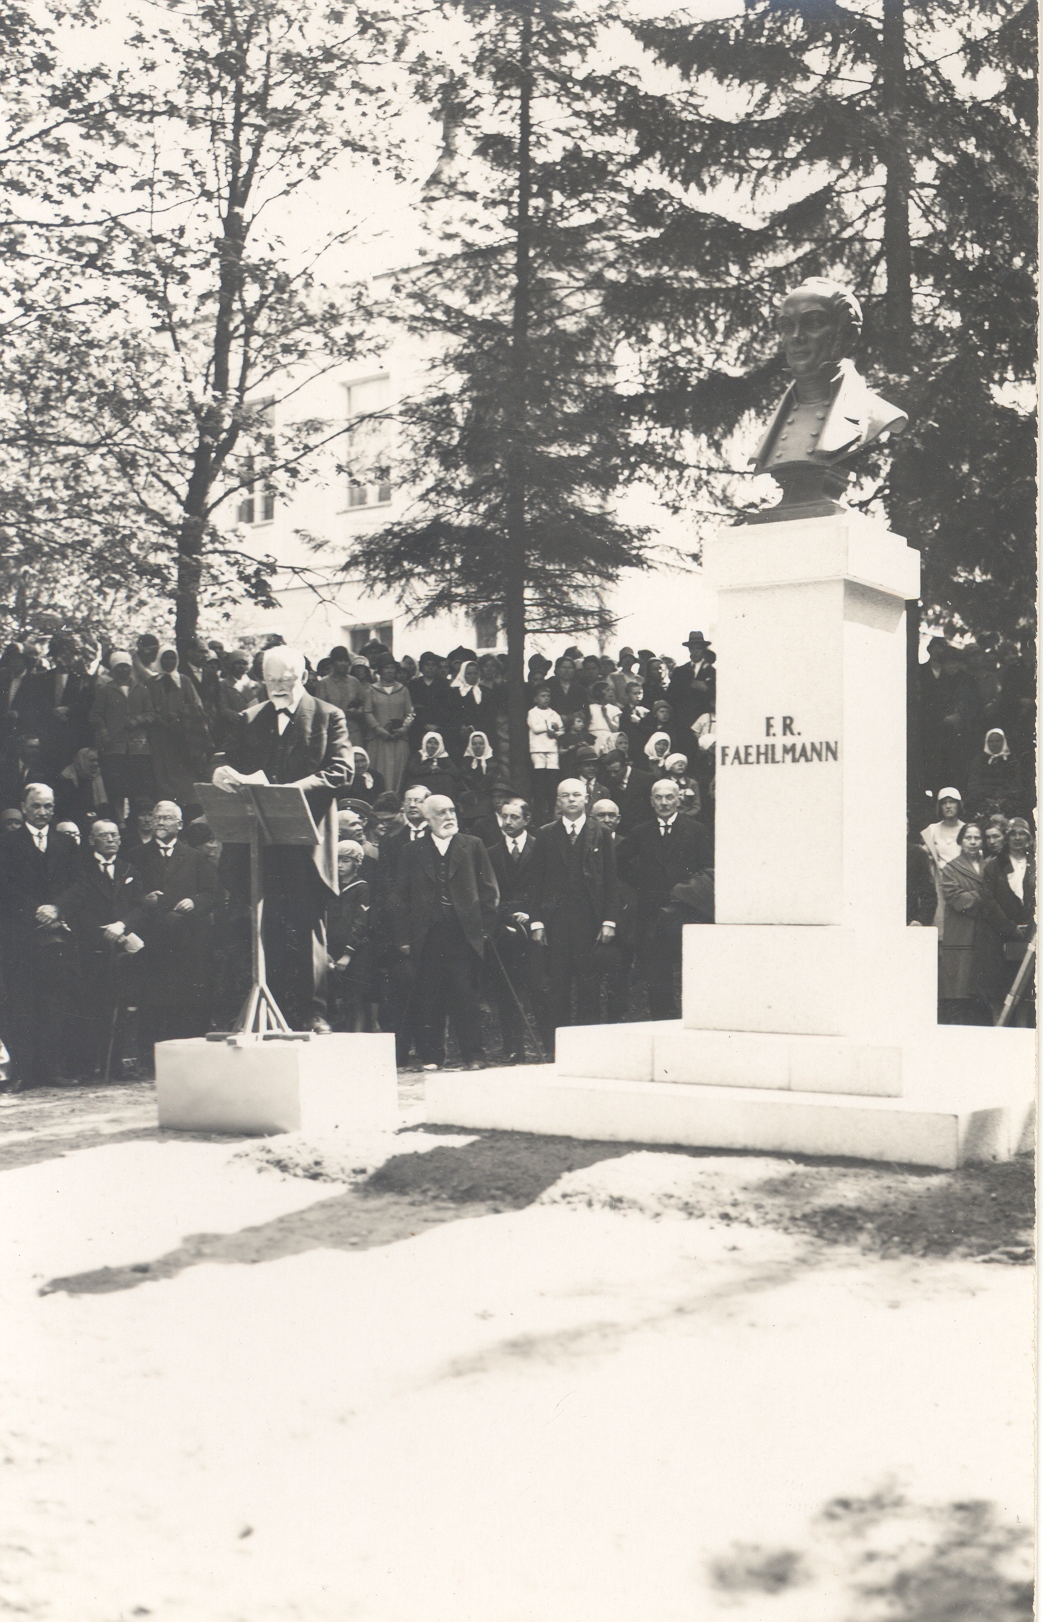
xmin=472 ymin=607 xmax=501 ymax=649
xmin=238 ymin=483 xmax=275 ymax=525
xmin=236 ymin=398 xmax=276 ymax=525
xmin=345 ymin=377 xmax=392 ymax=508
xmin=347 ymin=622 xmax=393 ymax=655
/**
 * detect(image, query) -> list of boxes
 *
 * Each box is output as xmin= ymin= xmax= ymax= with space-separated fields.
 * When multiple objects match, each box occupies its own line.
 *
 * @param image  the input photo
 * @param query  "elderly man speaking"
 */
xmin=214 ymin=646 xmax=353 ymax=1031
xmin=391 ymin=794 xmax=499 ymax=1070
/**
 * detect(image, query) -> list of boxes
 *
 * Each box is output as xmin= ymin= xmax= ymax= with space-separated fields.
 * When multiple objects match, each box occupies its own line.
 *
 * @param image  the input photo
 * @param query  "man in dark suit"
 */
xmin=391 ymin=794 xmax=499 ymax=1070
xmin=129 ymin=800 xmax=218 ymax=1067
xmin=0 ymin=782 xmax=80 ymax=1085
xmin=593 ymin=750 xmax=655 ymax=834
xmin=529 ymin=777 xmax=618 ymax=1048
xmin=56 ymin=819 xmax=144 ymax=1077
xmin=618 ymin=780 xmax=713 ymax=1018
xmin=375 ymin=783 xmax=430 ymax=1064
xmin=666 ymin=632 xmax=716 ymax=730
xmin=486 ymin=797 xmax=549 ymax=1062
xmin=214 ymin=646 xmax=353 ymax=1030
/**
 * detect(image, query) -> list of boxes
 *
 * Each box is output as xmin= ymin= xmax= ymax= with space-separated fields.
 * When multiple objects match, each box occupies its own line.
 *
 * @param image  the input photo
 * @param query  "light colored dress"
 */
xmin=363 ymin=681 xmax=414 ymax=795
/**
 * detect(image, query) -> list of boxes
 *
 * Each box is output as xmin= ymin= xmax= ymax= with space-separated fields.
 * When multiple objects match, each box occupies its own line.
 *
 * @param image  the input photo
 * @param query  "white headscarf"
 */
xmin=353 ymin=748 xmax=373 ymax=790
xmin=156 ymin=645 xmax=181 ymax=688
xmin=644 ymin=730 xmax=672 ymax=764
xmin=984 ymin=728 xmax=1011 ymax=761
xmin=451 ymin=664 xmax=481 ymax=700
xmin=419 ymin=730 xmax=449 ymax=761
xmin=464 ymin=730 xmax=493 ymax=773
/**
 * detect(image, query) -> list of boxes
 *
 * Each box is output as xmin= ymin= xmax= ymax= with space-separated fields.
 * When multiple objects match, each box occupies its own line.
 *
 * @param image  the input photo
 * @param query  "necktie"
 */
xmin=510 ymin=840 xmax=521 ymax=862
xmin=99 ymin=860 xmax=115 ymax=879
xmin=567 ymin=823 xmax=578 ymax=844
xmin=660 ymin=821 xmax=669 ymax=836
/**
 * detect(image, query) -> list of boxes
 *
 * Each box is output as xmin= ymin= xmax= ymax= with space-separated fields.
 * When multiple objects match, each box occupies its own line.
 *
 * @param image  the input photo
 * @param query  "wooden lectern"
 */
xmin=195 ymin=781 xmax=319 ymax=1036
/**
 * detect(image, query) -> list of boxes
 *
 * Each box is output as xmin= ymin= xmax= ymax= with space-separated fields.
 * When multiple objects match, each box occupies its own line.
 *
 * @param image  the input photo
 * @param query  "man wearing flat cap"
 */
xmin=666 ymin=633 xmax=716 ymax=730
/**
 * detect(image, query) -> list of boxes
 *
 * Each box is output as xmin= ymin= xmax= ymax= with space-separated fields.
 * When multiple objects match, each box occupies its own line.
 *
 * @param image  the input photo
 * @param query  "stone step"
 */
xmin=424 ymin=1057 xmax=1035 ymax=1170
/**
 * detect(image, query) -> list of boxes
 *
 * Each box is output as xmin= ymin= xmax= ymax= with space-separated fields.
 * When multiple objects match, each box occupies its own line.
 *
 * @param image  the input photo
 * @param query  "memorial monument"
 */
xmin=425 ymin=282 xmax=1034 ymax=1168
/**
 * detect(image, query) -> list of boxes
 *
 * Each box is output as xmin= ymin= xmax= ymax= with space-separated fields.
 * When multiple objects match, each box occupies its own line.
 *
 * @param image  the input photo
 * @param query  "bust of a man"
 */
xmin=746 ymin=278 xmax=907 ymax=522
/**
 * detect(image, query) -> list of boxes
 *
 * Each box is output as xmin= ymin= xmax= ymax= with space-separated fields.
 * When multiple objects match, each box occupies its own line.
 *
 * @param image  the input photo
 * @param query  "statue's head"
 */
xmin=776 ymin=278 xmax=863 ymax=379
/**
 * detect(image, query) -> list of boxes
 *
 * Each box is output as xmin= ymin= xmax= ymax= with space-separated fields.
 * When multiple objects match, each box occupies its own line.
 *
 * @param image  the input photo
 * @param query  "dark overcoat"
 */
xmin=391 ymin=832 xmax=499 ymax=958
xmin=529 ymin=817 xmax=619 ymax=929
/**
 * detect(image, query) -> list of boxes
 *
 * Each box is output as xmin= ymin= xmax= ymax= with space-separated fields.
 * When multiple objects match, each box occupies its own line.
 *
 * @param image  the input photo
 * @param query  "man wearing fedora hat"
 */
xmin=667 ymin=632 xmax=716 ymax=729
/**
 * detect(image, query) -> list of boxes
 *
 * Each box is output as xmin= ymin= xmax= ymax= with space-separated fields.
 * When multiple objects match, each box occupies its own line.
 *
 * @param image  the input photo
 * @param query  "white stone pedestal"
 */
xmin=156 ymin=1033 xmax=398 ymax=1135
xmin=424 ymin=514 xmax=1036 ymax=1168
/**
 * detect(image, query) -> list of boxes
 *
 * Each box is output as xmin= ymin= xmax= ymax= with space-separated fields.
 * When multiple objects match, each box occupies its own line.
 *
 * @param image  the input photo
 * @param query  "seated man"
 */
xmin=56 ymin=819 xmax=144 ymax=1077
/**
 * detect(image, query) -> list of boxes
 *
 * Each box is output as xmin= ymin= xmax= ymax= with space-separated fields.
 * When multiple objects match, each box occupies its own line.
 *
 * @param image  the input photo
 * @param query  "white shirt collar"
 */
xmin=658 ymin=812 xmax=678 ymax=828
xmin=29 ymin=823 xmax=48 ymax=849
xmin=432 ymin=833 xmax=454 ymax=856
xmin=563 ymin=813 xmax=586 ymax=835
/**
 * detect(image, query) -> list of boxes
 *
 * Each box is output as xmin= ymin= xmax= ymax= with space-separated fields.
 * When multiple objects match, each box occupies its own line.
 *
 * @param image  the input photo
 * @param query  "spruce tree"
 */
xmin=611 ymin=0 xmax=1037 ymax=641
xmin=345 ymin=0 xmax=655 ymax=784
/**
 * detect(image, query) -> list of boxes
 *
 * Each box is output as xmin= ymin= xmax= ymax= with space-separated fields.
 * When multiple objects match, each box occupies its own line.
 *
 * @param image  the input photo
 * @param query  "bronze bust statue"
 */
xmin=745 ymin=278 xmax=907 ymax=523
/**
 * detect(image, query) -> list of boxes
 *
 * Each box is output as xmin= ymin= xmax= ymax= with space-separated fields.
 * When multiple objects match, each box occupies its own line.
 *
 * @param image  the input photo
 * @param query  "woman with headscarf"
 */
xmin=142 ymin=646 xmax=213 ymax=810
xmin=55 ymin=747 xmax=113 ymax=833
xmin=349 ymin=747 xmax=386 ymax=805
xmin=966 ymin=727 xmax=1025 ymax=821
xmin=402 ymin=730 xmax=463 ymax=800
xmin=938 ymin=822 xmax=1019 ymax=1023
xmin=457 ymin=730 xmax=507 ymax=833
xmin=663 ymin=752 xmax=702 ymax=819
xmin=448 ymin=659 xmax=487 ymax=758
xmin=643 ymin=730 xmax=673 ymax=775
xmin=631 ymin=696 xmax=684 ymax=756
xmin=363 ymin=657 xmax=414 ymax=795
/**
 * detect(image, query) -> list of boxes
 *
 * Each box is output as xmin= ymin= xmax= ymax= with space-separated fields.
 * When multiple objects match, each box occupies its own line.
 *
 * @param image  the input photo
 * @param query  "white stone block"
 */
xmin=703 ymin=513 xmax=920 ymax=599
xmin=682 ymin=923 xmax=936 ymax=1041
xmin=156 ymin=1034 xmax=398 ymax=1135
xmin=653 ymin=1027 xmax=903 ymax=1097
xmin=555 ymin=1020 xmax=680 ymax=1081
xmin=424 ymin=1068 xmax=1018 ymax=1170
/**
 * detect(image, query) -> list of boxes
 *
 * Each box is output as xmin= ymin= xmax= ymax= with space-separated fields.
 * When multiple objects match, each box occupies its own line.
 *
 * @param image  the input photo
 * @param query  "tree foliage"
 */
xmin=346 ymin=0 xmax=658 ymax=777
xmin=611 ymin=0 xmax=1037 ymax=640
xmin=0 ymin=0 xmax=402 ymax=650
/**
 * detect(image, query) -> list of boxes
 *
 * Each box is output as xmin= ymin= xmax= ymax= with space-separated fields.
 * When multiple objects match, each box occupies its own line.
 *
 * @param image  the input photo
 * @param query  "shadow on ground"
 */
xmin=39 ymin=1126 xmax=1034 ymax=1299
xmin=708 ymin=1489 xmax=1033 ymax=1620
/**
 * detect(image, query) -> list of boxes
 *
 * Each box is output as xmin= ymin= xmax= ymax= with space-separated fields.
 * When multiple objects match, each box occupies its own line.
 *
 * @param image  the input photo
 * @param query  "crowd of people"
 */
xmin=0 ymin=620 xmax=1033 ymax=1086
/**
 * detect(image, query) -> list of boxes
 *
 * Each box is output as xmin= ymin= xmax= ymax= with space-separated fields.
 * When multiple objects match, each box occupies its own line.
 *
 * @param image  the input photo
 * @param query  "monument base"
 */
xmin=155 ymin=1034 xmax=398 ymax=1135
xmin=424 ymin=1025 xmax=1035 ymax=1170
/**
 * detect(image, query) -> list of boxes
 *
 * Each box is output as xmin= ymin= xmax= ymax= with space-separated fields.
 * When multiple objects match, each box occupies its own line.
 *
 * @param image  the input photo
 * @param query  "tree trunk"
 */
xmin=504 ymin=9 xmax=533 ymax=795
xmin=881 ymin=0 xmax=913 ymax=365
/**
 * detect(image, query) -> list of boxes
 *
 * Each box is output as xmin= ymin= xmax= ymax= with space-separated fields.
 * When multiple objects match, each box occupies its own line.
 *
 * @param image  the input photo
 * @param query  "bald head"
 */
xmin=557 ymin=777 xmax=587 ymax=820
xmin=591 ymin=798 xmax=620 ymax=828
xmin=424 ymin=796 xmax=458 ymax=838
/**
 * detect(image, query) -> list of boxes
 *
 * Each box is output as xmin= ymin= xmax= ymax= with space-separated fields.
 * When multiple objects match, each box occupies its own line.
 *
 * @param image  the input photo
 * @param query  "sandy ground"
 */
xmin=0 ymin=1081 xmax=1034 ymax=1622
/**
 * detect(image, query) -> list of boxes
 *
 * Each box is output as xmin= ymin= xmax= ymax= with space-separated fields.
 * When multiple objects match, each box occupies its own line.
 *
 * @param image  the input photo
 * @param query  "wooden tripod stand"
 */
xmin=195 ymin=781 xmax=320 ymax=1036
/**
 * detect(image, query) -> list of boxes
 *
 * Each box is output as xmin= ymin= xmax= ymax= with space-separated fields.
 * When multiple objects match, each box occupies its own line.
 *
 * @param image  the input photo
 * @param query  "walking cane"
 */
xmin=487 ymin=934 xmax=548 ymax=1065
xmin=104 ymin=1000 xmax=121 ymax=1083
xmin=996 ymin=937 xmax=1036 ymax=1027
